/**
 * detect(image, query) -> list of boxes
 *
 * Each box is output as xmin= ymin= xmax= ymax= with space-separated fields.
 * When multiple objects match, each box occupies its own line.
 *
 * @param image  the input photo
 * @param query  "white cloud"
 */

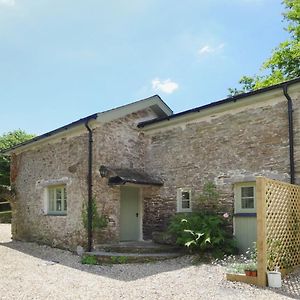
xmin=198 ymin=43 xmax=225 ymax=56
xmin=0 ymin=0 xmax=15 ymax=6
xmin=151 ymin=78 xmax=179 ymax=94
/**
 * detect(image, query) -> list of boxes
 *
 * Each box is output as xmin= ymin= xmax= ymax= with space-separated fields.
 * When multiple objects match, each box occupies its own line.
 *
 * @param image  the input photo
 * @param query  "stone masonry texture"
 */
xmin=9 ymin=88 xmax=300 ymax=249
xmin=10 ymin=108 xmax=155 ymax=250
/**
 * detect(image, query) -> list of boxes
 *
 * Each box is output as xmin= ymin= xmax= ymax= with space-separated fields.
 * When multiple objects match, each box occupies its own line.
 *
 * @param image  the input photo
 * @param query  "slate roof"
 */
xmin=103 ymin=167 xmax=163 ymax=186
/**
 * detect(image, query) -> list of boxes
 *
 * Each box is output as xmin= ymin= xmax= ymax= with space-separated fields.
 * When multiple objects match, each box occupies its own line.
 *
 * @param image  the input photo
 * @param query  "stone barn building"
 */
xmin=3 ymin=78 xmax=300 ymax=252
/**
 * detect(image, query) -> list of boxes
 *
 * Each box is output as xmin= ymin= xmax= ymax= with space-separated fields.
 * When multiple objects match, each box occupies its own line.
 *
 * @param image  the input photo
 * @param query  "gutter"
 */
xmin=85 ymin=120 xmax=94 ymax=252
xmin=138 ymin=77 xmax=300 ymax=128
xmin=283 ymin=85 xmax=295 ymax=184
xmin=1 ymin=113 xmax=98 ymax=154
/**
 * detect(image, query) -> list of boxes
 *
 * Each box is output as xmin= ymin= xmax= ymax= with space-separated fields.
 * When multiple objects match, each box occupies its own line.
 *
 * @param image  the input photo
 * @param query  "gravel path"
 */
xmin=0 ymin=224 xmax=297 ymax=299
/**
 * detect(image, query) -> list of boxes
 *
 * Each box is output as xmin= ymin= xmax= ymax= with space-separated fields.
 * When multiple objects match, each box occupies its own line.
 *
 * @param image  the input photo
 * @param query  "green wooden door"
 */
xmin=120 ymin=186 xmax=140 ymax=241
xmin=234 ymin=216 xmax=257 ymax=253
xmin=234 ymin=183 xmax=257 ymax=253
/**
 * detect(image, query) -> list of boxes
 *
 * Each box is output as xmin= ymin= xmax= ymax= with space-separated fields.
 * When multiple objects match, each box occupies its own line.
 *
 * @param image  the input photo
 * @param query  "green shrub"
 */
xmin=110 ymin=256 xmax=128 ymax=264
xmin=198 ymin=182 xmax=220 ymax=213
xmin=168 ymin=212 xmax=237 ymax=257
xmin=81 ymin=255 xmax=98 ymax=265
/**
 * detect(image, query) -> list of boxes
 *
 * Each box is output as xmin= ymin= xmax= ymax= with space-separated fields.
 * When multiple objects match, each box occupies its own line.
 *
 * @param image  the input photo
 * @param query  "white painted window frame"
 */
xmin=47 ymin=185 xmax=67 ymax=215
xmin=177 ymin=188 xmax=192 ymax=213
xmin=234 ymin=182 xmax=256 ymax=214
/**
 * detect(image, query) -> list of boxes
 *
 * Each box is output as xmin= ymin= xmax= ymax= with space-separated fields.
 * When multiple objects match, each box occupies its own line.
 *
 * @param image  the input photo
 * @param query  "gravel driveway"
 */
xmin=0 ymin=224 xmax=297 ymax=299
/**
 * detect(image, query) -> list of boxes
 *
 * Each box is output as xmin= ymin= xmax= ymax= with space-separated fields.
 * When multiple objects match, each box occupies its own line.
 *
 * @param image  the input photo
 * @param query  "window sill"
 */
xmin=46 ymin=213 xmax=67 ymax=216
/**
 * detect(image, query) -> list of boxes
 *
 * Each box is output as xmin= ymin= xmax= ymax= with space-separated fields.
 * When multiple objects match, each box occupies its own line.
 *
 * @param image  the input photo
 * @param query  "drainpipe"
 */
xmin=283 ymin=85 xmax=295 ymax=184
xmin=85 ymin=120 xmax=93 ymax=252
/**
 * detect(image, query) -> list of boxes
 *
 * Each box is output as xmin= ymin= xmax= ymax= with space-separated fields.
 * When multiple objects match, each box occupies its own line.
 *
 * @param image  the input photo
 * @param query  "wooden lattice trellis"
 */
xmin=256 ymin=176 xmax=300 ymax=286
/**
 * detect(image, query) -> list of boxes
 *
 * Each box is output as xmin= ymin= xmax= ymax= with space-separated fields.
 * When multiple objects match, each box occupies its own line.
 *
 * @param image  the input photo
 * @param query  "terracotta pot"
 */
xmin=245 ymin=270 xmax=252 ymax=276
xmin=251 ymin=270 xmax=257 ymax=277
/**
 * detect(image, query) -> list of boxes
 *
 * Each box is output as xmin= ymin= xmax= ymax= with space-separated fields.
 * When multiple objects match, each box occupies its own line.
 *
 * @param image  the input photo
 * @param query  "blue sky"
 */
xmin=0 ymin=0 xmax=288 ymax=135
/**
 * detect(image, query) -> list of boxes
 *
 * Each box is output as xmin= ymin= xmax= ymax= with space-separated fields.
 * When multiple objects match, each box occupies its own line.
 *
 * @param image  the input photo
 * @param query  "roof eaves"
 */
xmin=97 ymin=95 xmax=173 ymax=119
xmin=138 ymin=77 xmax=300 ymax=128
xmin=1 ymin=94 xmax=173 ymax=155
xmin=1 ymin=113 xmax=98 ymax=154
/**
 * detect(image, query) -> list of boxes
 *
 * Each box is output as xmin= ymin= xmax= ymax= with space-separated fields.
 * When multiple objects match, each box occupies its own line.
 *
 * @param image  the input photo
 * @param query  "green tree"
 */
xmin=0 ymin=130 xmax=35 ymax=186
xmin=229 ymin=0 xmax=300 ymax=95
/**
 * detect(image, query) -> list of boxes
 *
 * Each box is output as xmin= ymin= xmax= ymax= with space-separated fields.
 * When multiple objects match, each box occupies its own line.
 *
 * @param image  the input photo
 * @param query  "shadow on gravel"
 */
xmin=271 ymin=271 xmax=300 ymax=300
xmin=0 ymin=231 xmax=193 ymax=282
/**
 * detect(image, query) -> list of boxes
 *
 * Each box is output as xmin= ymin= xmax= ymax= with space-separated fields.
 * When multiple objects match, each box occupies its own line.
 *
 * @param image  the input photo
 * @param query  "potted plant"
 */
xmin=243 ymin=243 xmax=257 ymax=277
xmin=244 ymin=262 xmax=257 ymax=277
xmin=226 ymin=262 xmax=246 ymax=275
xmin=267 ymin=240 xmax=282 ymax=288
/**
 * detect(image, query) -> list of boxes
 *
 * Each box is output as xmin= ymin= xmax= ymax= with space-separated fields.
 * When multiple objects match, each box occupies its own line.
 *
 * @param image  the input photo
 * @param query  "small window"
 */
xmin=234 ymin=182 xmax=256 ymax=214
xmin=241 ymin=186 xmax=254 ymax=209
xmin=48 ymin=185 xmax=67 ymax=215
xmin=177 ymin=188 xmax=192 ymax=212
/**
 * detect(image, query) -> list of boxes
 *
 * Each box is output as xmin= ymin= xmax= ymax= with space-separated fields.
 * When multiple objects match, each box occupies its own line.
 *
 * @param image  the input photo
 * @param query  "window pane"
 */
xmin=182 ymin=192 xmax=190 ymax=200
xmin=241 ymin=198 xmax=254 ymax=209
xmin=56 ymin=189 xmax=62 ymax=200
xmin=48 ymin=186 xmax=67 ymax=214
xmin=63 ymin=187 xmax=67 ymax=211
xmin=182 ymin=200 xmax=190 ymax=209
xmin=49 ymin=189 xmax=55 ymax=211
xmin=241 ymin=187 xmax=254 ymax=197
xmin=56 ymin=199 xmax=62 ymax=211
xmin=177 ymin=188 xmax=192 ymax=212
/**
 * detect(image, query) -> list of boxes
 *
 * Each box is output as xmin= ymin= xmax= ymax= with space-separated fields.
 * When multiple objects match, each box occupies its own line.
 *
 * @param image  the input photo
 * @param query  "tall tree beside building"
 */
xmin=0 ymin=130 xmax=35 ymax=186
xmin=229 ymin=0 xmax=300 ymax=95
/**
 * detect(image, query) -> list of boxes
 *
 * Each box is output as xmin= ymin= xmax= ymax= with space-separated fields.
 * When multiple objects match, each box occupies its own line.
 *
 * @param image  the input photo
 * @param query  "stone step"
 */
xmin=84 ymin=251 xmax=182 ymax=264
xmin=94 ymin=241 xmax=180 ymax=254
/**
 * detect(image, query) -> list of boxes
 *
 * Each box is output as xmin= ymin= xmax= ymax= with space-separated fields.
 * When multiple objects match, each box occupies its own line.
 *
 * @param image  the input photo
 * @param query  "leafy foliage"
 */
xmin=167 ymin=181 xmax=236 ymax=257
xmin=229 ymin=0 xmax=300 ymax=95
xmin=82 ymin=199 xmax=108 ymax=232
xmin=267 ymin=239 xmax=293 ymax=271
xmin=168 ymin=212 xmax=237 ymax=257
xmin=0 ymin=130 xmax=35 ymax=186
xmin=81 ymin=255 xmax=98 ymax=265
xmin=213 ymin=243 xmax=257 ymax=274
xmin=110 ymin=256 xmax=128 ymax=264
xmin=0 ymin=211 xmax=12 ymax=223
xmin=197 ymin=181 xmax=220 ymax=213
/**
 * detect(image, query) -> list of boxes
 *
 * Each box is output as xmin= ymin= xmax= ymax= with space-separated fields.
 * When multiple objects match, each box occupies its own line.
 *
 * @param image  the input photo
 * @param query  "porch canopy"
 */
xmin=99 ymin=165 xmax=163 ymax=186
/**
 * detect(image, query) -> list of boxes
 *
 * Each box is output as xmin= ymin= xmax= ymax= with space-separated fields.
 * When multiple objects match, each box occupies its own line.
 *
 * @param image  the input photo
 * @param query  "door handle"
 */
xmin=136 ymin=213 xmax=139 ymax=217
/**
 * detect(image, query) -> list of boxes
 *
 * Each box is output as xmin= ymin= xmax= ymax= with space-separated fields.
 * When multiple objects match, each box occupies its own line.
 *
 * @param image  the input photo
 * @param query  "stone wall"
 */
xmin=92 ymin=109 xmax=156 ymax=244
xmin=10 ymin=108 xmax=157 ymax=250
xmin=291 ymin=90 xmax=300 ymax=180
xmin=11 ymin=133 xmax=90 ymax=250
xmin=10 ymin=87 xmax=300 ymax=248
xmin=142 ymin=90 xmax=300 ymax=237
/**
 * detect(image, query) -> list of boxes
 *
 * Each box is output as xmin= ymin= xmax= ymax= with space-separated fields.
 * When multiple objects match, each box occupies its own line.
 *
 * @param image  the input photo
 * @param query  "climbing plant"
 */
xmin=82 ymin=199 xmax=108 ymax=232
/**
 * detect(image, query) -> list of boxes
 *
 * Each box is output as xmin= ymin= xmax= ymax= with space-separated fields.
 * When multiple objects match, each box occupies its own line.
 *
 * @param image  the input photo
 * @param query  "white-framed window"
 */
xmin=47 ymin=185 xmax=67 ymax=215
xmin=241 ymin=186 xmax=254 ymax=209
xmin=234 ymin=182 xmax=256 ymax=213
xmin=177 ymin=188 xmax=192 ymax=212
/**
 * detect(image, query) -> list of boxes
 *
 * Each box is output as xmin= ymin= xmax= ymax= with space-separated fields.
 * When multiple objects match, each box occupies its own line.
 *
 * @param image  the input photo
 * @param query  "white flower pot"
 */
xmin=267 ymin=271 xmax=282 ymax=288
